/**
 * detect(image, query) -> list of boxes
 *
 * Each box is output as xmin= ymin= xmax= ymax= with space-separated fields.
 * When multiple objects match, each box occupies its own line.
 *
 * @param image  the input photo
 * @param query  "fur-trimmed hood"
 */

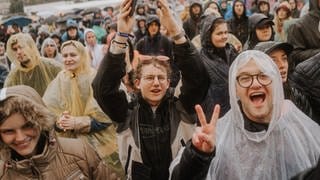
xmin=0 ymin=85 xmax=56 ymax=159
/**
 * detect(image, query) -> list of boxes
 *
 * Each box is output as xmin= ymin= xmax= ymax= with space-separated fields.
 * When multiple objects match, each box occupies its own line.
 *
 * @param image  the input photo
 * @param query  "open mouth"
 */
xmin=249 ymin=92 xmax=266 ymax=105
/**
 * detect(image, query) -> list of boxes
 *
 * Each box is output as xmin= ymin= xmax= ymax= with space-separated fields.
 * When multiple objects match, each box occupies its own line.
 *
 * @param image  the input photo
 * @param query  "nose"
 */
xmin=15 ymin=129 xmax=26 ymax=142
xmin=152 ymin=76 xmax=160 ymax=85
xmin=16 ymin=47 xmax=23 ymax=55
xmin=251 ymin=76 xmax=262 ymax=88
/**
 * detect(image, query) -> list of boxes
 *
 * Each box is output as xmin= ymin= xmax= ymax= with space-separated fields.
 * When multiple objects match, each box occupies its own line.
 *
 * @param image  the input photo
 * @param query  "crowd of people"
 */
xmin=0 ymin=0 xmax=319 ymax=179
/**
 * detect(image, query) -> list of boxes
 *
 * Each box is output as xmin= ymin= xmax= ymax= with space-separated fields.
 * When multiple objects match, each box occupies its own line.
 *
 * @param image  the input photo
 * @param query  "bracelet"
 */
xmin=172 ymin=30 xmax=185 ymax=41
xmin=117 ymin=32 xmax=134 ymax=38
xmin=112 ymin=39 xmax=128 ymax=49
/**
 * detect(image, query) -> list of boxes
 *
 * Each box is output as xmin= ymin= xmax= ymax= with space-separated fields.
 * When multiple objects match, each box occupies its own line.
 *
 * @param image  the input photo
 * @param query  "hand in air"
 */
xmin=192 ymin=104 xmax=220 ymax=153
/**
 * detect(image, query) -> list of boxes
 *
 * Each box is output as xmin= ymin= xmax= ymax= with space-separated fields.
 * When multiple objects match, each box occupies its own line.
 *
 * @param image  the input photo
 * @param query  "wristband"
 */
xmin=117 ymin=32 xmax=134 ymax=38
xmin=172 ymin=30 xmax=185 ymax=41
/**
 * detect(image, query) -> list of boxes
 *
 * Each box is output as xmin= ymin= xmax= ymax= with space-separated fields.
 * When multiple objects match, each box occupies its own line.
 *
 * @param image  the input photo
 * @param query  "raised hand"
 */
xmin=156 ymin=0 xmax=181 ymax=37
xmin=192 ymin=104 xmax=220 ymax=153
xmin=117 ymin=0 xmax=135 ymax=34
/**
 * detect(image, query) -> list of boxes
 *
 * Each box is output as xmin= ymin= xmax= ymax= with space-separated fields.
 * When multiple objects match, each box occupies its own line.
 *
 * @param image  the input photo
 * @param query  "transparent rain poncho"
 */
xmin=5 ymin=33 xmax=62 ymax=96
xmin=42 ymin=40 xmax=123 ymax=177
xmin=207 ymin=50 xmax=320 ymax=180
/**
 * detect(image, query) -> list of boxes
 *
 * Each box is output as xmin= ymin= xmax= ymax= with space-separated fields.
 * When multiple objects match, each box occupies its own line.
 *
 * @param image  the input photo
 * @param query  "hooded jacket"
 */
xmin=0 ymin=85 xmax=115 ymax=180
xmin=227 ymin=0 xmax=249 ymax=45
xmin=287 ymin=0 xmax=320 ymax=66
xmin=171 ymin=50 xmax=320 ymax=180
xmin=199 ymin=15 xmax=238 ymax=119
xmin=183 ymin=1 xmax=203 ymax=40
xmin=243 ymin=13 xmax=274 ymax=50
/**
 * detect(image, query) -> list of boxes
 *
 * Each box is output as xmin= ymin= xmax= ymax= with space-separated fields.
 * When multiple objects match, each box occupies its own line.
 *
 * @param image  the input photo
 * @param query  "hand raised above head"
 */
xmin=192 ymin=104 xmax=220 ymax=153
xmin=156 ymin=0 xmax=181 ymax=37
xmin=117 ymin=0 xmax=135 ymax=34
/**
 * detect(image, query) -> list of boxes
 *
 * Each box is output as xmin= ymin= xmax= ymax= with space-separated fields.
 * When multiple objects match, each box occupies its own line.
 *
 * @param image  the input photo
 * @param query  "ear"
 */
xmin=134 ymin=79 xmax=141 ymax=89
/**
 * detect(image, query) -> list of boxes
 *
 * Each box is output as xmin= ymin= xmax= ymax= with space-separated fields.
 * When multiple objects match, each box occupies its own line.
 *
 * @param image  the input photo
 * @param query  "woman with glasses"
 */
xmin=92 ymin=0 xmax=209 ymax=179
xmin=42 ymin=40 xmax=124 ymax=179
xmin=170 ymin=50 xmax=320 ymax=180
xmin=40 ymin=38 xmax=63 ymax=63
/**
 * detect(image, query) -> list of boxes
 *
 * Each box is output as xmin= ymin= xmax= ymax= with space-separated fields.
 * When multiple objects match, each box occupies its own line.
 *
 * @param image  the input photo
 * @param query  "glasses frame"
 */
xmin=236 ymin=73 xmax=272 ymax=88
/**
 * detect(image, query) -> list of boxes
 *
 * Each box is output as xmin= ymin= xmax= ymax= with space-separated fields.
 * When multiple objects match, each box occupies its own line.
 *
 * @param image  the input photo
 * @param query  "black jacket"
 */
xmin=183 ymin=1 xmax=203 ymax=40
xmin=227 ymin=0 xmax=249 ymax=45
xmin=0 ymin=64 xmax=8 ymax=88
xmin=200 ymin=15 xmax=238 ymax=120
xmin=287 ymin=0 xmax=320 ymax=66
xmin=289 ymin=52 xmax=320 ymax=124
xmin=92 ymin=40 xmax=209 ymax=180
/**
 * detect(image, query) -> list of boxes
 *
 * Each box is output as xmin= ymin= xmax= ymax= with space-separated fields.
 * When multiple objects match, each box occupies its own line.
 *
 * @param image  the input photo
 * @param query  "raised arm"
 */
xmin=157 ymin=0 xmax=210 ymax=114
xmin=171 ymin=104 xmax=220 ymax=180
xmin=92 ymin=0 xmax=135 ymax=124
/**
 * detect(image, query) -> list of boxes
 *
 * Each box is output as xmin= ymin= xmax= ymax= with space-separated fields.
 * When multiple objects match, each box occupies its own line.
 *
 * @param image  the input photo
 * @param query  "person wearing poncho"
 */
xmin=4 ymin=33 xmax=62 ymax=96
xmin=42 ymin=40 xmax=124 ymax=178
xmin=170 ymin=50 xmax=320 ymax=180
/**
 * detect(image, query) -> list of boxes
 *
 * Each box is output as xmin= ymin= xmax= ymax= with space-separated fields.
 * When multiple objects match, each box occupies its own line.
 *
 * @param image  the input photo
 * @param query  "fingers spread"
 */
xmin=195 ymin=104 xmax=207 ymax=127
xmin=210 ymin=104 xmax=221 ymax=127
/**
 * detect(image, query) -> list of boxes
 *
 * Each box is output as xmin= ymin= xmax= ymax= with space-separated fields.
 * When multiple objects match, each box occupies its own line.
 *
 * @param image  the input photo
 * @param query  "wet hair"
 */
xmin=134 ymin=58 xmax=172 ymax=80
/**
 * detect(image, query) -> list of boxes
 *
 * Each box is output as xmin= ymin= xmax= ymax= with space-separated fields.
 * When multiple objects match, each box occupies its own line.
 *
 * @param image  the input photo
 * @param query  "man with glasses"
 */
xmin=93 ymin=0 xmax=209 ymax=179
xmin=170 ymin=50 xmax=320 ymax=180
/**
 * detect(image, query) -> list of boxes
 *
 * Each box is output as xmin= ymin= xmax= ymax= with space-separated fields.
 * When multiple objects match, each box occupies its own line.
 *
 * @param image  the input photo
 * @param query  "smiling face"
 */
xmin=269 ymin=49 xmax=288 ymax=83
xmin=211 ymin=22 xmax=228 ymax=48
xmin=61 ymin=44 xmax=81 ymax=72
xmin=236 ymin=60 xmax=273 ymax=123
xmin=135 ymin=63 xmax=170 ymax=107
xmin=0 ymin=113 xmax=40 ymax=158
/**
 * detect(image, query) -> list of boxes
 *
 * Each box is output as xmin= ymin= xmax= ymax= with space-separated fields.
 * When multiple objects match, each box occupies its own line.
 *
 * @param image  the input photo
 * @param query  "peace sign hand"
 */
xmin=192 ymin=104 xmax=220 ymax=153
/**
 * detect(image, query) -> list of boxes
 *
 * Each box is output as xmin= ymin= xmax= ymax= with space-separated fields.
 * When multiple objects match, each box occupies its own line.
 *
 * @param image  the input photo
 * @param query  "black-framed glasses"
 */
xmin=236 ymin=73 xmax=272 ymax=88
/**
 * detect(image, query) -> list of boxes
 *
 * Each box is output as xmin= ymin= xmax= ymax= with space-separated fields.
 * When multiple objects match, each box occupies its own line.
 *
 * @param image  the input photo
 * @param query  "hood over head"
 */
xmin=189 ymin=0 xmax=203 ymax=19
xmin=232 ymin=0 xmax=248 ymax=19
xmin=6 ymin=33 xmax=41 ymax=72
xmin=228 ymin=50 xmax=283 ymax=141
xmin=200 ymin=14 xmax=225 ymax=49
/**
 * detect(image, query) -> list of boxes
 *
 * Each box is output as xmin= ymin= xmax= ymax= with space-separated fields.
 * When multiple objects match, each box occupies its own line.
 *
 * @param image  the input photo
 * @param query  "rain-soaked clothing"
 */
xmin=170 ymin=50 xmax=320 ymax=180
xmin=4 ymin=33 xmax=62 ymax=96
xmin=42 ymin=40 xmax=124 ymax=178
